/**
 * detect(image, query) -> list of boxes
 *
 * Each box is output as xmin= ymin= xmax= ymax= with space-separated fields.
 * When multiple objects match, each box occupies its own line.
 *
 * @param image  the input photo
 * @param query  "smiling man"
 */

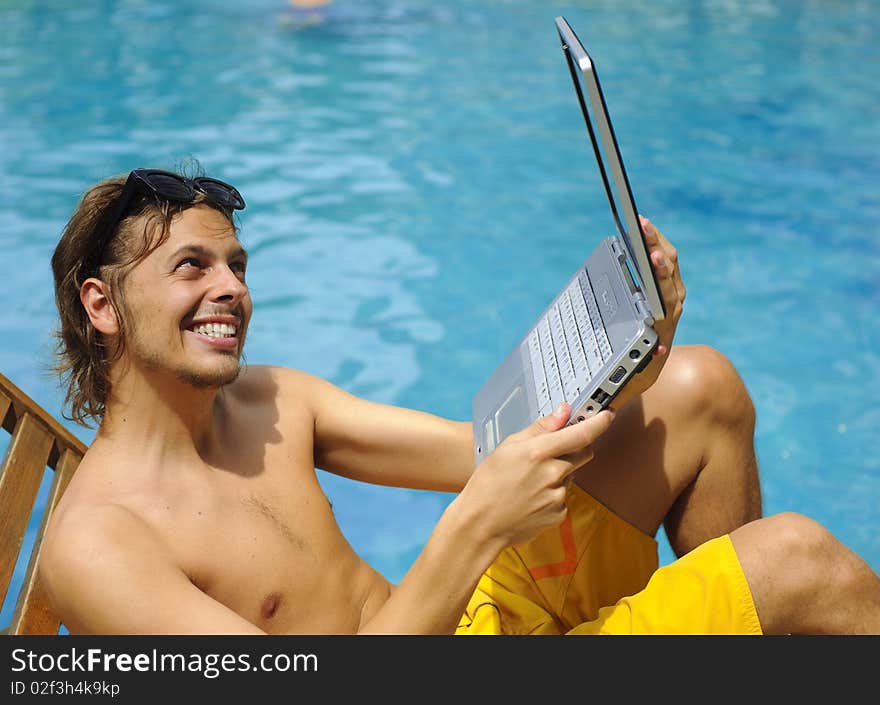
xmin=40 ymin=166 xmax=880 ymax=635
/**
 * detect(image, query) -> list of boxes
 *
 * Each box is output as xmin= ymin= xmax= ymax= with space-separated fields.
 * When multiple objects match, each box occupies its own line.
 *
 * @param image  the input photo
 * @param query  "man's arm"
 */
xmin=41 ymin=505 xmax=265 ymax=635
xmin=284 ymin=216 xmax=681 ymax=494
xmin=276 ymin=367 xmax=475 ymax=492
xmin=356 ymin=406 xmax=616 ymax=633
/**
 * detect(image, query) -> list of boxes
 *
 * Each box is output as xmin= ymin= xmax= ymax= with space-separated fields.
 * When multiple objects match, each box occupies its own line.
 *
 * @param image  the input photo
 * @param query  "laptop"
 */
xmin=471 ymin=16 xmax=666 ymax=463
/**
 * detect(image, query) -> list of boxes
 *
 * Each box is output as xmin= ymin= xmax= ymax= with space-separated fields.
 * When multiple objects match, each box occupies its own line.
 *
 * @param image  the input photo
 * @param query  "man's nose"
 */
xmin=208 ymin=264 xmax=248 ymax=304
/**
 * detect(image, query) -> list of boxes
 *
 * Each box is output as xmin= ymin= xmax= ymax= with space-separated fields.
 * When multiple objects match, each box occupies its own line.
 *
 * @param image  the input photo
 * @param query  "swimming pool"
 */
xmin=1 ymin=0 xmax=878 ymax=627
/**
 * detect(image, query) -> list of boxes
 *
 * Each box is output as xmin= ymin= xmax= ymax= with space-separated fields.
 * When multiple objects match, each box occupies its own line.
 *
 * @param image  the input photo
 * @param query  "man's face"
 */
xmin=115 ymin=205 xmax=252 ymax=390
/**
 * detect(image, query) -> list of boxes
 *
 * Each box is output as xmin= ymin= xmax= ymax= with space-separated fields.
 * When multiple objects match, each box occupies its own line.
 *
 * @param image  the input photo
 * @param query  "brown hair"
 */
xmin=50 ymin=167 xmax=239 ymax=427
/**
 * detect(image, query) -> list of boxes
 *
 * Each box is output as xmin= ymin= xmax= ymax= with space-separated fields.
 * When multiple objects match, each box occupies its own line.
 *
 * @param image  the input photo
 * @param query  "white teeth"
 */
xmin=192 ymin=323 xmax=237 ymax=338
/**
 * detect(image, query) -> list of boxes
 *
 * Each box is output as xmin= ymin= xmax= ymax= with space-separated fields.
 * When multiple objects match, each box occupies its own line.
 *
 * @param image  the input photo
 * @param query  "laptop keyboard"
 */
xmin=526 ymin=272 xmax=612 ymax=416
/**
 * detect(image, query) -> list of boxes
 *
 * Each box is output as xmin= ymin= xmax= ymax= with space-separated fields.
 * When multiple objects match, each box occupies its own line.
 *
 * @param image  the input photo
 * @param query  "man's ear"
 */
xmin=80 ymin=278 xmax=119 ymax=335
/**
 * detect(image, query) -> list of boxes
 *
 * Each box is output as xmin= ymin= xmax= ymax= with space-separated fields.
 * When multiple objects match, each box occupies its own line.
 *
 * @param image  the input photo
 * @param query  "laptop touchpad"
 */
xmin=494 ymin=385 xmax=529 ymax=445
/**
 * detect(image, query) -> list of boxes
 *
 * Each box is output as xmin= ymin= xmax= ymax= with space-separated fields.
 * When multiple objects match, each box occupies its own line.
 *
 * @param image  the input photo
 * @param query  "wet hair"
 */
xmin=50 ymin=162 xmax=240 ymax=427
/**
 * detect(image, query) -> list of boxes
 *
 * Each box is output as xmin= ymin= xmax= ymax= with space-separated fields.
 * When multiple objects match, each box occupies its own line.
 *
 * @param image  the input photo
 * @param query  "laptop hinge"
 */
xmin=613 ymin=235 xmax=655 ymax=326
xmin=635 ymin=298 xmax=655 ymax=327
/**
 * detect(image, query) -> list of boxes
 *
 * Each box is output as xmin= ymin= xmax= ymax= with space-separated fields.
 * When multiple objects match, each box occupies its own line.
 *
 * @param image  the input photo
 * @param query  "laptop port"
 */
xmin=609 ymin=366 xmax=627 ymax=384
xmin=634 ymin=353 xmax=653 ymax=374
xmin=591 ymin=389 xmax=610 ymax=405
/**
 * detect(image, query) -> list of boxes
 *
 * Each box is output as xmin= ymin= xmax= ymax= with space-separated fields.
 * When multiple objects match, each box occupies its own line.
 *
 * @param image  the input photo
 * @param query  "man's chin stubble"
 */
xmin=176 ymin=364 xmax=242 ymax=390
xmin=133 ymin=335 xmax=245 ymax=390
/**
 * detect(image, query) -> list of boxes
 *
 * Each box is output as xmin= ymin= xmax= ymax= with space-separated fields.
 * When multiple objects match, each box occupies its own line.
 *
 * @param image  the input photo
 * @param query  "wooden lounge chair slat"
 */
xmin=10 ymin=447 xmax=82 ymax=634
xmin=0 ymin=388 xmax=11 ymax=432
xmin=0 ymin=413 xmax=54 ymax=606
xmin=0 ymin=372 xmax=88 ymax=634
xmin=0 ymin=373 xmax=86 ymax=462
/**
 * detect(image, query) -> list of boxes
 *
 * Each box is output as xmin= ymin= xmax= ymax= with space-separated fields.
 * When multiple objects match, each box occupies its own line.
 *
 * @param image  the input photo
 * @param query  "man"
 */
xmin=41 ymin=167 xmax=880 ymax=634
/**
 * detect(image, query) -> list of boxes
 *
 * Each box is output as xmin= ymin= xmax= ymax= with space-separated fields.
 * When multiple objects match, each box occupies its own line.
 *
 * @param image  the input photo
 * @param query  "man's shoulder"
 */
xmin=228 ymin=364 xmax=323 ymax=402
xmin=227 ymin=365 xmax=337 ymax=425
xmin=44 ymin=497 xmax=158 ymax=553
xmin=40 ymin=497 xmax=191 ymax=634
xmin=224 ymin=365 xmax=331 ymax=442
xmin=41 ymin=499 xmax=163 ymax=590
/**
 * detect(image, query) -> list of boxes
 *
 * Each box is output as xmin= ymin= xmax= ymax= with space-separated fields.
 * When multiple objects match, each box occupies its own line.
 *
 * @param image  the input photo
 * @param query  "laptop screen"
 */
xmin=555 ymin=16 xmax=666 ymax=321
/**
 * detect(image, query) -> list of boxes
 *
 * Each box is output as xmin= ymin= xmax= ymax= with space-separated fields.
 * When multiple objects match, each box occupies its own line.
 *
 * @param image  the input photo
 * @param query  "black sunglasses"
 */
xmin=87 ymin=168 xmax=246 ymax=276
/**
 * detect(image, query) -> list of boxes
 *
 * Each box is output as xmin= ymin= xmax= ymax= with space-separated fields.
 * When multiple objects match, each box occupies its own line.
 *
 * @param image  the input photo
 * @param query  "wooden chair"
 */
xmin=0 ymin=372 xmax=86 ymax=634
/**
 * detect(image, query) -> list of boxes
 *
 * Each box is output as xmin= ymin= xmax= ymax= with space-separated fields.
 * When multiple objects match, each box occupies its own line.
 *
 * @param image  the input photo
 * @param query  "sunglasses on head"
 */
xmin=87 ymin=168 xmax=247 ymax=276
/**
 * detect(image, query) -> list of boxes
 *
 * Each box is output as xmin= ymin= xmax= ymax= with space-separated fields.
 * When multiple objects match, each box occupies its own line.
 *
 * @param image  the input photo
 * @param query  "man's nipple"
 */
xmin=261 ymin=591 xmax=282 ymax=620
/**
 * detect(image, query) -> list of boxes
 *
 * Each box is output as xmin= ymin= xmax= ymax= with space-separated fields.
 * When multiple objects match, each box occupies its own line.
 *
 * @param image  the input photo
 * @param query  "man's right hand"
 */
xmin=454 ymin=403 xmax=615 ymax=548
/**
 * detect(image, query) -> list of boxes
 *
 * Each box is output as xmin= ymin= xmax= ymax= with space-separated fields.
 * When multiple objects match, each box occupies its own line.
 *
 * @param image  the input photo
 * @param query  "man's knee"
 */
xmin=734 ymin=513 xmax=880 ymax=633
xmin=662 ymin=345 xmax=755 ymax=428
xmin=742 ymin=512 xmax=847 ymax=590
xmin=761 ymin=512 xmax=831 ymax=558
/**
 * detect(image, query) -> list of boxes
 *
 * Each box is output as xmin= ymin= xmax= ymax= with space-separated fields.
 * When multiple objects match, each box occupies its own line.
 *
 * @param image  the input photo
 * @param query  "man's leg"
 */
xmin=568 ymin=342 xmax=879 ymax=633
xmin=731 ymin=513 xmax=880 ymax=634
xmin=573 ymin=343 xmax=762 ymax=556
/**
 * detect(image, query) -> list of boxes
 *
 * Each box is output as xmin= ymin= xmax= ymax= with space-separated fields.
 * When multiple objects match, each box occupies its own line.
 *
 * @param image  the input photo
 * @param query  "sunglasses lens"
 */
xmin=195 ymin=178 xmax=246 ymax=210
xmin=144 ymin=172 xmax=195 ymax=201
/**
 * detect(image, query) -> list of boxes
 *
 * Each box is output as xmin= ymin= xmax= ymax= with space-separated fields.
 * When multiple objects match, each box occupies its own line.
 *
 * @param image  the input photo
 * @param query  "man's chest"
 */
xmin=189 ymin=470 xmax=367 ymax=630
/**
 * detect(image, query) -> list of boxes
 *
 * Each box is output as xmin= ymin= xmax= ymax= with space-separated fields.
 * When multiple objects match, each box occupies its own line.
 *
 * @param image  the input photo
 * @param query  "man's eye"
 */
xmin=231 ymin=261 xmax=247 ymax=274
xmin=177 ymin=258 xmax=201 ymax=270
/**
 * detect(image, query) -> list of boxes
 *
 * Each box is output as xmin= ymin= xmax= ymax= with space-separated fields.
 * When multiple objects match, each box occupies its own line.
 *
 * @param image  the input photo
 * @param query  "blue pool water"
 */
xmin=1 ymin=0 xmax=878 ymax=627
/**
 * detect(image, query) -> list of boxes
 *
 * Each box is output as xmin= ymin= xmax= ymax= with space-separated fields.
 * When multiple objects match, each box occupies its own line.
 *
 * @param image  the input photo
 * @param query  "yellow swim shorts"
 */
xmin=456 ymin=484 xmax=762 ymax=635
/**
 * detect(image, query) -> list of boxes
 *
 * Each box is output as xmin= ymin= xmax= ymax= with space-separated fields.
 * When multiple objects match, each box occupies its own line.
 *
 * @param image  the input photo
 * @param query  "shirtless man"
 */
xmin=41 ymin=168 xmax=880 ymax=635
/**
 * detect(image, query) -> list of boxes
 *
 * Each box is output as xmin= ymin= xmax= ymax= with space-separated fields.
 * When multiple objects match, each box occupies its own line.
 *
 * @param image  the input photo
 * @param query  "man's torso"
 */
xmin=49 ymin=365 xmax=392 ymax=634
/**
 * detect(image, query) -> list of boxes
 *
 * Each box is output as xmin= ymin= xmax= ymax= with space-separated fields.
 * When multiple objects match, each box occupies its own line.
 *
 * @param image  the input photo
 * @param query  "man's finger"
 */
xmin=639 ymin=214 xmax=656 ymax=243
xmin=511 ymin=402 xmax=571 ymax=440
xmin=532 ymin=409 xmax=615 ymax=458
xmin=650 ymin=225 xmax=686 ymax=302
xmin=554 ymin=444 xmax=596 ymax=479
xmin=651 ymin=248 xmax=680 ymax=315
xmin=562 ymin=443 xmax=595 ymax=466
xmin=642 ymin=216 xmax=686 ymax=305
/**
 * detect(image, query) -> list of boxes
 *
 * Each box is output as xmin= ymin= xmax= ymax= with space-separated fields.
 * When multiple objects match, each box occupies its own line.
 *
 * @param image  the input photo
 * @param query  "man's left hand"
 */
xmin=609 ymin=214 xmax=686 ymax=410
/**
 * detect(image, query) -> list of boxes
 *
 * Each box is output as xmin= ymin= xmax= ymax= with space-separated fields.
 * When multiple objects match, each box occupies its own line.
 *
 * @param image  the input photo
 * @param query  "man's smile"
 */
xmin=185 ymin=315 xmax=242 ymax=349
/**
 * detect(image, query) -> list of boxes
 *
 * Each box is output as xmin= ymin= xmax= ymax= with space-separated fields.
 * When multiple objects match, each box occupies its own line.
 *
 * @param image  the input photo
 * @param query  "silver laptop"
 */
xmin=471 ymin=16 xmax=667 ymax=463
